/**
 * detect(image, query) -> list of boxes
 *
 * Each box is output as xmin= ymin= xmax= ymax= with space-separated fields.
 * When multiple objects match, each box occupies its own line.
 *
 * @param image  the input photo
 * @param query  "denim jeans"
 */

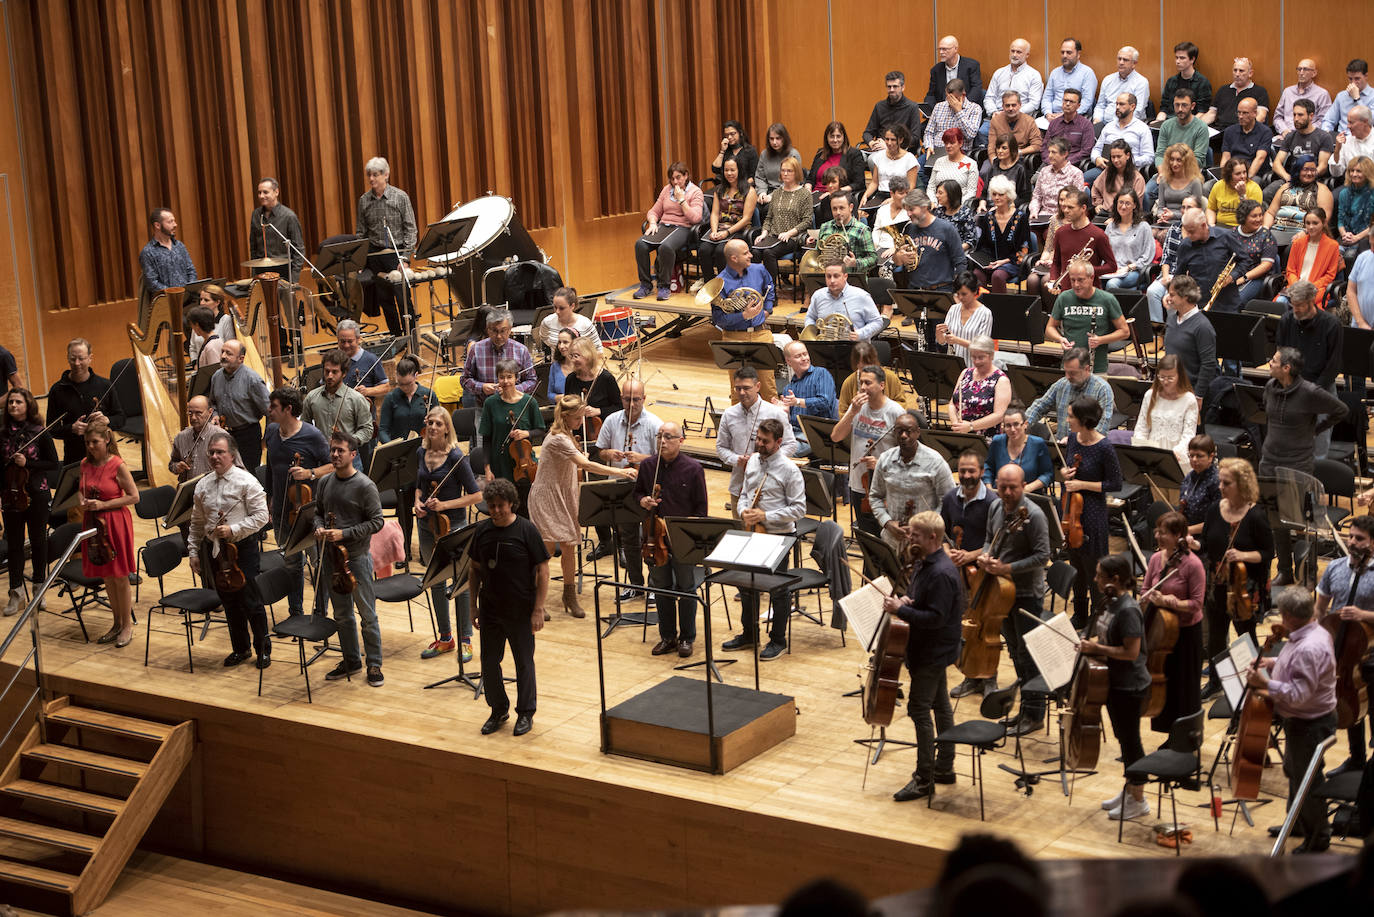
xmin=324 ymin=551 xmax=382 ymax=668
xmin=1106 ymin=271 xmax=1144 ymax=292
xmin=418 ymin=519 xmax=471 ymax=641
xmin=909 ymin=662 xmax=956 ymax=781
xmin=648 ymin=559 xmax=703 ymax=642
xmin=1145 ymin=279 xmax=1168 ymax=323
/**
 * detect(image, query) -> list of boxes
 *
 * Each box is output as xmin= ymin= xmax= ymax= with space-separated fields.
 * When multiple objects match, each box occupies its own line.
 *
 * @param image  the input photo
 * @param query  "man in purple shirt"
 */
xmin=1045 ymin=88 xmax=1095 ymax=169
xmin=1248 ymin=586 xmax=1336 ymax=852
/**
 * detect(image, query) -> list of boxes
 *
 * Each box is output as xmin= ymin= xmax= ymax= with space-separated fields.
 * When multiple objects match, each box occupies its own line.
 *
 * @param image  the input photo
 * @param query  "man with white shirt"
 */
xmin=1204 ymin=58 xmax=1270 ymax=129
xmin=188 ymin=433 xmax=272 ymax=669
xmin=805 ymin=261 xmax=883 ymax=340
xmin=1274 ymin=59 xmax=1333 ymax=136
xmin=1086 ymin=93 xmax=1153 ymax=186
xmin=1331 ymin=105 xmax=1374 ymax=179
xmin=716 ymin=367 xmax=797 ymax=506
xmin=1324 ymin=60 xmax=1374 ymax=135
xmin=1044 ymin=37 xmax=1096 ymax=116
xmin=1094 ymin=47 xmax=1150 ymax=123
xmin=981 ymin=38 xmax=1043 ymax=144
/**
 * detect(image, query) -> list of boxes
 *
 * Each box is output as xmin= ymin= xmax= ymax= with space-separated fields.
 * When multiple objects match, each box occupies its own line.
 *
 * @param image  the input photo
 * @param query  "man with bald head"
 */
xmin=207 ymin=338 xmax=270 ymax=471
xmin=983 ymin=38 xmax=1043 ymax=144
xmin=597 ymin=378 xmax=664 ymax=599
xmin=170 ymin=395 xmax=241 ymax=483
xmin=924 ymin=35 xmax=983 ymax=108
xmin=960 ymin=464 xmax=1051 ymax=731
xmin=1205 ymin=57 xmax=1270 ymax=130
xmin=1219 ymin=98 xmax=1273 ymax=176
xmin=773 ymin=340 xmax=836 ymax=457
xmin=1275 ymin=59 xmax=1332 ymax=136
xmin=714 ymin=239 xmax=777 ymax=402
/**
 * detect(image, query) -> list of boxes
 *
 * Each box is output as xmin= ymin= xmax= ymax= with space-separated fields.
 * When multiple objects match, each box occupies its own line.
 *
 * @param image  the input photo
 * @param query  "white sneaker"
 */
xmin=689 ymin=279 xmax=705 ymax=294
xmin=3 ymin=589 xmax=20 ymax=617
xmin=1101 ymin=791 xmax=1123 ymax=811
xmin=1107 ymin=796 xmax=1150 ymax=821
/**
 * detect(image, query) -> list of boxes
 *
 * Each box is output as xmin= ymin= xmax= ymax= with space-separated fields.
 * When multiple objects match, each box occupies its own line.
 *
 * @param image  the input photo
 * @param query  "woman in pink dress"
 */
xmin=528 ymin=395 xmax=636 ymax=619
xmin=78 ymin=420 xmax=138 ymax=646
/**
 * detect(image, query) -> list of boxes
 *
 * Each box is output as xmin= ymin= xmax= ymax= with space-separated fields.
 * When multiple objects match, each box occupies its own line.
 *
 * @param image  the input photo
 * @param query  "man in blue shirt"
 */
xmin=1044 ymin=37 xmax=1096 ymax=116
xmin=139 ymin=207 xmax=197 ymax=294
xmin=715 ymin=239 xmax=777 ymax=402
xmin=774 ymin=340 xmax=836 ymax=457
xmin=804 ymin=261 xmax=883 ymax=341
xmin=1323 ymin=60 xmax=1374 ymax=134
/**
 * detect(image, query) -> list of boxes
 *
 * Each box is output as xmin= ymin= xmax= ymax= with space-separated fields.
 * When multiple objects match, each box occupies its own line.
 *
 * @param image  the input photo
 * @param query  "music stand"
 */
xmin=1112 ymin=443 xmax=1184 ymax=504
xmin=800 ymin=341 xmax=854 ymax=393
xmin=317 ymin=238 xmax=369 ymax=277
xmin=1341 ymin=325 xmax=1374 ymax=385
xmin=902 ymin=350 xmax=965 ymax=422
xmin=421 ymin=523 xmax=482 ymax=695
xmin=703 ymin=531 xmax=798 ymax=691
xmin=889 ymin=289 xmax=953 ymax=340
xmin=368 ymin=435 xmax=419 ymax=494
xmin=665 ymin=517 xmax=739 ymax=683
xmin=162 ymin=474 xmax=207 ymax=528
xmin=579 ymin=479 xmax=654 ymax=637
xmin=415 ymin=216 xmax=478 ymax=263
xmin=1205 ymin=312 xmax=1269 ymax=367
xmin=708 ymin=339 xmax=784 ymax=382
xmin=798 ymin=416 xmax=849 ymax=523
xmin=281 ymin=502 xmax=319 ymax=558
xmin=1106 ymin=376 xmax=1151 ymax=428
xmin=923 ymin=430 xmax=989 ymax=466
xmin=1005 ymin=364 xmax=1064 ymax=408
xmin=984 ymin=293 xmax=1047 ymax=346
xmin=47 ymin=462 xmax=83 ymax=516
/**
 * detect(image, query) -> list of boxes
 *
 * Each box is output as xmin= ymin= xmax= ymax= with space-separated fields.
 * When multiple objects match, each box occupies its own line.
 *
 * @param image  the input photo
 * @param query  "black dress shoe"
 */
xmin=587 ymin=543 xmax=615 ymax=561
xmin=1268 ymin=824 xmax=1307 ymax=839
xmin=893 ymin=778 xmax=934 ymax=802
xmin=677 ymin=640 xmax=693 ymax=658
xmin=721 ymin=634 xmax=756 ymax=651
xmin=255 ymin=654 xmax=271 ymax=670
xmin=1270 ymin=572 xmax=1294 ymax=587
xmin=1294 ymin=835 xmax=1331 ymax=854
xmin=223 ymin=650 xmax=252 ymax=668
xmin=1008 ymin=713 xmax=1044 ymax=737
xmin=481 ymin=713 xmax=510 ymax=735
xmin=513 ymin=714 xmax=533 ymax=736
xmin=931 ymin=771 xmax=957 ymax=785
xmin=651 ymin=638 xmax=677 ymax=655
xmin=1326 ymin=757 xmax=1363 ymax=777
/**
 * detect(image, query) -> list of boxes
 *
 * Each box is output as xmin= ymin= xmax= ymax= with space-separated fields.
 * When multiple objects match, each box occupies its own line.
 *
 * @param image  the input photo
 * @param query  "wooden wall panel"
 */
xmin=1164 ymin=0 xmax=1282 ymax=122
xmin=831 ymin=2 xmax=935 ymax=132
xmin=1047 ymin=1 xmax=1160 ymax=116
xmin=1282 ymin=0 xmax=1368 ymax=93
xmin=935 ymin=5 xmax=1048 ymax=106
xmin=769 ymin=0 xmax=834 ymax=156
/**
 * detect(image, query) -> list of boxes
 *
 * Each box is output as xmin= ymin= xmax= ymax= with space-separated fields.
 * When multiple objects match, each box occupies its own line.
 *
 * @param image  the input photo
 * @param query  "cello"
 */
xmin=1061 ymin=591 xmax=1112 ymax=772
xmin=1321 ymin=530 xmax=1373 ymax=730
xmin=862 ymin=608 xmax=911 ymax=728
xmin=1232 ymin=626 xmax=1288 ymax=800
xmin=1139 ymin=546 xmax=1187 ymax=719
xmin=957 ymin=505 xmax=1030 ymax=680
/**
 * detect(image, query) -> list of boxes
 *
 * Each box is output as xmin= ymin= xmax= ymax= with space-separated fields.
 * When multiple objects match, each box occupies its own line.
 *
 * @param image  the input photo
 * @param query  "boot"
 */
xmin=3 ymin=589 xmax=20 ymax=617
xmin=562 ymin=585 xmax=586 ymax=618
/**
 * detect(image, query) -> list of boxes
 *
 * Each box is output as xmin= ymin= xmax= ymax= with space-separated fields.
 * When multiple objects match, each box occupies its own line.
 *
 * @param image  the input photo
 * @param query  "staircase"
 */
xmin=0 ymin=697 xmax=194 ymax=915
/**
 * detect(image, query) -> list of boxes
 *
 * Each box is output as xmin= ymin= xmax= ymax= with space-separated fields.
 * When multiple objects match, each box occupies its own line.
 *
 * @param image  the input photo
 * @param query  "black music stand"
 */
xmin=368 ymin=435 xmax=419 ymax=496
xmin=421 ymin=524 xmax=483 ymax=696
xmin=415 ymin=217 xmax=478 ymax=263
xmin=280 ymin=502 xmax=335 ymax=651
xmin=923 ymin=430 xmax=990 ymax=466
xmin=800 ymin=341 xmax=854 ymax=393
xmin=1106 ymin=376 xmax=1151 ymax=429
xmin=984 ymin=293 xmax=1047 ymax=347
xmin=1341 ymin=325 xmax=1374 ymax=386
xmin=579 ymin=479 xmax=654 ymax=638
xmin=703 ymin=531 xmax=797 ymax=691
xmin=798 ymin=416 xmax=849 ymax=522
xmin=850 ymin=530 xmax=919 ymax=762
xmin=1005 ymin=364 xmax=1064 ymax=407
xmin=162 ymin=474 xmax=207 ymax=528
xmin=49 ymin=462 xmax=85 ymax=516
xmin=1205 ymin=312 xmax=1269 ymax=367
xmin=318 ymin=238 xmax=369 ymax=276
xmin=889 ymin=288 xmax=953 ymax=326
xmin=665 ymin=517 xmax=739 ymax=683
xmin=902 ymin=350 xmax=965 ymax=423
xmin=1113 ymin=443 xmax=1184 ymax=504
xmin=708 ymin=340 xmax=784 ymax=383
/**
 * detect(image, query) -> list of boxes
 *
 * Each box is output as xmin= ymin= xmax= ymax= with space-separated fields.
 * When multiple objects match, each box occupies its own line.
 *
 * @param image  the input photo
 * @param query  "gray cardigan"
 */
xmin=314 ymin=470 xmax=385 ymax=556
xmin=1260 ymin=377 xmax=1348 ymax=475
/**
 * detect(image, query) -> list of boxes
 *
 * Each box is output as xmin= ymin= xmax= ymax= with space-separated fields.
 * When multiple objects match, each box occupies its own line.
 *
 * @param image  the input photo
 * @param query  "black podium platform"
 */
xmin=601 ymin=675 xmax=796 ymax=774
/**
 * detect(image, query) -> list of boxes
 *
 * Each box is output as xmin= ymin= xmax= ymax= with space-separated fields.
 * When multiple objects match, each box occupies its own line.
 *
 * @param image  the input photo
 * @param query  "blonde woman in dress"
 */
xmin=527 ymin=395 xmax=637 ymax=618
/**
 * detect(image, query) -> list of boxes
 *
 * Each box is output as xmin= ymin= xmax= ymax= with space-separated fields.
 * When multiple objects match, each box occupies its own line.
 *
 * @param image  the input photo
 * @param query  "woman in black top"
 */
xmin=934 ymin=180 xmax=978 ymax=252
xmin=1063 ymin=395 xmax=1122 ymax=629
xmin=1079 ymin=553 xmax=1151 ymax=822
xmin=978 ymin=133 xmax=1032 ymax=208
xmin=414 ymin=407 xmax=484 ymax=662
xmin=1197 ymin=457 xmax=1272 ymax=698
xmin=710 ymin=120 xmax=758 ymax=191
xmin=1178 ymin=433 xmax=1220 ymax=537
xmin=806 ymin=121 xmax=867 ymax=199
xmin=2 ymin=389 xmax=58 ymax=615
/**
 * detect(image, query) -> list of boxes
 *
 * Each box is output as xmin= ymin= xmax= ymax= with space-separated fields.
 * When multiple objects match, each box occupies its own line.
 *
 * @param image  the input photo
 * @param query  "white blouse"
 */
xmin=1132 ymin=389 xmax=1198 ymax=474
xmin=869 ymin=150 xmax=917 ymax=191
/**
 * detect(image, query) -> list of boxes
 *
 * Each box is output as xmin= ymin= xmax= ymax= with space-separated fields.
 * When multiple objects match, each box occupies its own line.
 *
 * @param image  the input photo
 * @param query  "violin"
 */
xmin=957 ymin=506 xmax=1030 ymax=680
xmin=210 ymin=511 xmax=246 ymax=593
xmin=1061 ymin=586 xmax=1111 ymax=771
xmin=862 ymin=607 xmax=911 ymax=727
xmin=641 ymin=484 xmax=670 ymax=567
xmin=426 ymin=481 xmax=451 ymax=539
xmin=4 ymin=430 xmax=30 ymax=512
xmin=285 ymin=452 xmax=311 ymax=528
xmin=1232 ymin=625 xmax=1288 ymax=800
xmin=505 ymin=408 xmax=537 ymax=485
xmin=1062 ymin=453 xmax=1085 ymax=550
xmin=1140 ymin=546 xmax=1186 ymax=719
xmin=1322 ymin=539 xmax=1374 ymax=730
xmin=1213 ymin=521 xmax=1255 ymax=623
xmin=82 ymin=486 xmax=116 ymax=567
xmin=324 ymin=511 xmax=357 ymax=594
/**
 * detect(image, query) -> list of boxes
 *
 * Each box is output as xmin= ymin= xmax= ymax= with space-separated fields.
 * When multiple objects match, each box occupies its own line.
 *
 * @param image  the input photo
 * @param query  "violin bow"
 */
xmin=8 ymin=416 xmax=64 ymax=458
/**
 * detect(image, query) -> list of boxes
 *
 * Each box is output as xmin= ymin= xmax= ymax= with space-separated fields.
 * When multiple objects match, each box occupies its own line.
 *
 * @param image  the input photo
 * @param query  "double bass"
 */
xmin=1232 ymin=626 xmax=1288 ymax=799
xmin=1322 ymin=534 xmax=1373 ymax=730
xmin=957 ymin=505 xmax=1029 ymax=680
xmin=1139 ymin=546 xmax=1187 ymax=719
xmin=1061 ymin=591 xmax=1112 ymax=771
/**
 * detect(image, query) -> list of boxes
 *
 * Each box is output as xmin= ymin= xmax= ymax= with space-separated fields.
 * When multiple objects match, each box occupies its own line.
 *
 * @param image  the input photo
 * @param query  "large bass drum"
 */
xmin=431 ymin=195 xmax=545 ymax=309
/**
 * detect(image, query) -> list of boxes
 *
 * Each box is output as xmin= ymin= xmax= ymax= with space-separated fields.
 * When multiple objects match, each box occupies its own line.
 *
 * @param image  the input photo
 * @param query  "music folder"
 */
xmin=640 ymin=225 xmax=677 ymax=245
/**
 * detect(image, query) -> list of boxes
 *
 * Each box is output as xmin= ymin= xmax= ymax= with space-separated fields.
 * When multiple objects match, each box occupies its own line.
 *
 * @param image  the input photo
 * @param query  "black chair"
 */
xmin=255 ymin=566 xmax=294 ymax=696
xmin=1313 ymin=458 xmax=1355 ymax=533
xmin=1118 ymin=708 xmax=1205 ymax=854
xmin=108 ymin=357 xmax=144 ymax=442
xmin=134 ymin=485 xmax=176 ymax=538
xmin=141 ymin=536 xmax=223 ymax=672
xmin=1045 ymin=560 xmax=1076 ymax=618
xmin=933 ymin=681 xmax=1020 ymax=820
xmin=372 ymin=573 xmax=434 ymax=636
xmin=452 ymin=407 xmax=479 ymax=442
xmin=48 ymin=522 xmax=106 ymax=641
xmin=1310 ymin=770 xmax=1363 ymax=843
xmin=271 ymin=612 xmax=343 ymax=703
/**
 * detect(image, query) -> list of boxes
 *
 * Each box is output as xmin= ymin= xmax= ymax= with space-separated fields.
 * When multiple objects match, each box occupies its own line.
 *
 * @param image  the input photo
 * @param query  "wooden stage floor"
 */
xmin=23 ymin=290 xmax=1356 ymax=914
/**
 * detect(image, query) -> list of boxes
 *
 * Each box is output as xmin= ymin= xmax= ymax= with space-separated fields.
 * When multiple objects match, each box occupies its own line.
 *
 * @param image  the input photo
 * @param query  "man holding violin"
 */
xmin=632 ymin=423 xmax=707 ymax=658
xmin=1314 ymin=514 xmax=1374 ymax=778
xmin=885 ymin=511 xmax=964 ymax=802
xmin=188 ymin=433 xmax=272 ymax=669
xmin=170 ymin=396 xmax=239 ymax=483
xmin=264 ymin=387 xmax=332 ymax=617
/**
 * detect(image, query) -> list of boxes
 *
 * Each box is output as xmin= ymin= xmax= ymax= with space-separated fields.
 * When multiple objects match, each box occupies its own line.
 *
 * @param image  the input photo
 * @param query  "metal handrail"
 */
xmin=0 ymin=528 xmax=97 ymax=748
xmin=1270 ymin=732 xmax=1338 ymax=855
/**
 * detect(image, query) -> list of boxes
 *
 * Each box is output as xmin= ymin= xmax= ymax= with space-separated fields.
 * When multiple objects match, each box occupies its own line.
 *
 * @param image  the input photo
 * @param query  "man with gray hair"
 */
xmin=356 ymin=156 xmax=418 ymax=337
xmin=1094 ymin=46 xmax=1150 ymax=122
xmin=460 ymin=307 xmax=536 ymax=409
xmin=1331 ymin=104 xmax=1374 ymax=178
xmin=1276 ymin=279 xmax=1344 ymax=457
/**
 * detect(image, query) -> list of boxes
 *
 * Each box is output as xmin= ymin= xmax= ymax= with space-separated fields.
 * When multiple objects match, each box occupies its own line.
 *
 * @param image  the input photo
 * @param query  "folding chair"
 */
xmin=141 ymin=536 xmax=223 ymax=672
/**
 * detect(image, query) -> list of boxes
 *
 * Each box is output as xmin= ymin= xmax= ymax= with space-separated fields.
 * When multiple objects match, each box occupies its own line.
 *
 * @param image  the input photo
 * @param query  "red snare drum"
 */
xmin=594 ymin=308 xmax=637 ymax=347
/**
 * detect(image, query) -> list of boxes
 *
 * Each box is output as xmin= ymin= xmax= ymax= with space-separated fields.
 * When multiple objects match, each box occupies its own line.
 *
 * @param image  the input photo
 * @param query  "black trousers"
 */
xmin=740 ymin=584 xmax=790 ymax=647
xmin=1069 ymin=544 xmax=1105 ymax=630
xmin=480 ymin=609 xmax=537 ymax=716
xmin=396 ymin=483 xmax=416 ymax=562
xmin=1001 ymin=593 xmax=1047 ymax=719
xmin=229 ymin=422 xmax=263 ymax=473
xmin=615 ymin=521 xmax=644 ymax=587
xmin=1106 ymin=687 xmax=1149 ymax=784
xmin=207 ymin=536 xmax=270 ymax=656
xmin=1151 ymin=621 xmax=1203 ymax=735
xmin=849 ymin=488 xmax=880 ymax=580
xmin=634 ymin=228 xmax=693 ymax=288
xmin=4 ymin=496 xmax=49 ymax=593
xmin=1284 ymin=711 xmax=1336 ymax=842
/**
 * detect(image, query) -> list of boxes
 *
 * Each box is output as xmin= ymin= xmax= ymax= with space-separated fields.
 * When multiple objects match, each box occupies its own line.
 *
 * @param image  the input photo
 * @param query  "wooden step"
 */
xmin=0 ymin=780 xmax=125 ymax=817
xmin=0 ymin=815 xmax=100 ymax=854
xmin=23 ymin=745 xmax=148 ymax=780
xmin=45 ymin=706 xmax=174 ymax=743
xmin=0 ymin=856 xmax=76 ymax=893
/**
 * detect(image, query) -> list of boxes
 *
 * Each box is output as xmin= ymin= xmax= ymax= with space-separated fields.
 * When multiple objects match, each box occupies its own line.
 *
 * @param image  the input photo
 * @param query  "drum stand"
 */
xmin=626 ymin=333 xmax=679 ymax=391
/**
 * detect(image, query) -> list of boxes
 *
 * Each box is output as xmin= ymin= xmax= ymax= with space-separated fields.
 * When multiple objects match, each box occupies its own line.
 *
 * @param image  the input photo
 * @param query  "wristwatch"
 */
xmin=310 ymin=470 xmax=317 ymax=481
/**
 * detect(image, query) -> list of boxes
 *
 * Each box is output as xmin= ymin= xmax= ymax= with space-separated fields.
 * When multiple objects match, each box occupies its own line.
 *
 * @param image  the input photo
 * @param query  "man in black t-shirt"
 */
xmin=0 ymin=344 xmax=21 ymax=390
xmin=469 ymin=478 xmax=550 ymax=737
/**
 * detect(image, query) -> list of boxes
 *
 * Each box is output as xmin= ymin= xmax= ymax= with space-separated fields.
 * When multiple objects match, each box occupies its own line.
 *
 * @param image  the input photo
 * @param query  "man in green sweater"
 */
xmin=1047 ymin=261 xmax=1130 ymax=373
xmin=1148 ymin=89 xmax=1210 ymax=211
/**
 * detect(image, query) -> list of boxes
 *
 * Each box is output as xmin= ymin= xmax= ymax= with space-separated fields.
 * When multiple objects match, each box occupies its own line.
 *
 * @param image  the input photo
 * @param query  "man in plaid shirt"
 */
xmin=460 ymin=308 xmax=536 ymax=408
xmin=808 ymin=194 xmax=876 ymax=275
xmin=1145 ymin=196 xmax=1203 ymax=322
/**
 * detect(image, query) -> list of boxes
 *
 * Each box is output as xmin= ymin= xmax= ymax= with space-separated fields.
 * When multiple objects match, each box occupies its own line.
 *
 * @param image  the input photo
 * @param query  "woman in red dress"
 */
xmin=78 ymin=420 xmax=138 ymax=646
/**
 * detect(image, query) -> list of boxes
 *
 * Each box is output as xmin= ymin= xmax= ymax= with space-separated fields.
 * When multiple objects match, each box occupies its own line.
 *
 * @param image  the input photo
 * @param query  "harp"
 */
xmin=240 ymin=273 xmax=284 ymax=388
xmin=127 ymin=287 xmax=190 ymax=489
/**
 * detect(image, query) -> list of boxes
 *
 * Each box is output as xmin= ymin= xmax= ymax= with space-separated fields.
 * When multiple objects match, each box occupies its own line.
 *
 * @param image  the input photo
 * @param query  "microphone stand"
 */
xmin=385 ymin=222 xmax=418 ymax=354
xmin=268 ymin=222 xmax=333 ymax=366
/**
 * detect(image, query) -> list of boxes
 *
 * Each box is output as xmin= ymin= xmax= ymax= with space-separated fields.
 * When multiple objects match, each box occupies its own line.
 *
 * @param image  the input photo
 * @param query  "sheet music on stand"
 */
xmin=1219 ymin=633 xmax=1260 ymax=708
xmin=1023 ymin=611 xmax=1080 ymax=691
xmin=706 ymin=530 xmax=790 ymax=570
xmin=838 ymin=576 xmax=893 ymax=651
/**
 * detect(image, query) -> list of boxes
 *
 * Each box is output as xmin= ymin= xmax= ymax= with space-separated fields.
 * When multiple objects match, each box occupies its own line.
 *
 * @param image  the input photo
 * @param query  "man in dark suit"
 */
xmin=924 ymin=35 xmax=984 ymax=107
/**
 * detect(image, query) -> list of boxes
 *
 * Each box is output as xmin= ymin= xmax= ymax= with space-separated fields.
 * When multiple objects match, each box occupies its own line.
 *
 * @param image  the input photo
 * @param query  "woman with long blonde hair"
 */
xmin=526 ymin=395 xmax=636 ymax=618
